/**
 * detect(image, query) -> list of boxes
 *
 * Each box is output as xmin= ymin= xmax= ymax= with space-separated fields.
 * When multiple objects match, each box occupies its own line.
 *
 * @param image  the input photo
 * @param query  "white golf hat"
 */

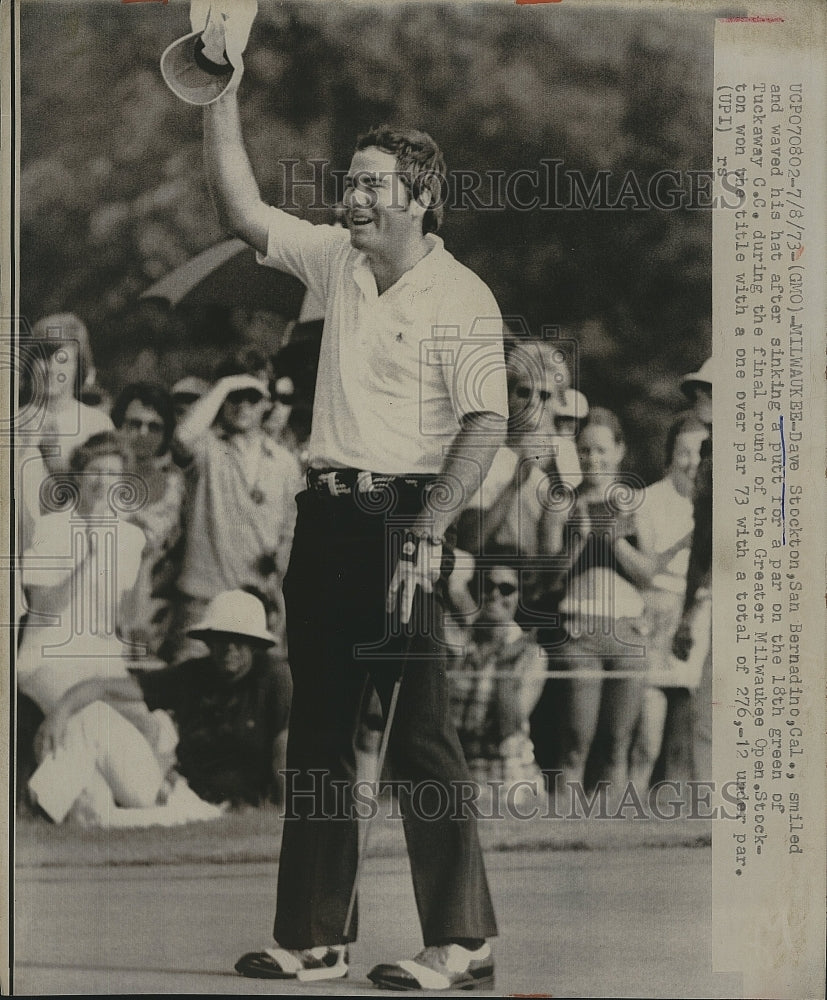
xmin=188 ymin=590 xmax=276 ymax=647
xmin=680 ymin=357 xmax=714 ymax=397
xmin=160 ymin=31 xmax=236 ymax=107
xmin=160 ymin=0 xmax=257 ymax=107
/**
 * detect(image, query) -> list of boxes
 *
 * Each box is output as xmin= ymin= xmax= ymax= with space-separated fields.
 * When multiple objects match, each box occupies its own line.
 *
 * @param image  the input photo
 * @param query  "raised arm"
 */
xmin=173 ymin=373 xmax=264 ymax=453
xmin=203 ymin=92 xmax=270 ymax=255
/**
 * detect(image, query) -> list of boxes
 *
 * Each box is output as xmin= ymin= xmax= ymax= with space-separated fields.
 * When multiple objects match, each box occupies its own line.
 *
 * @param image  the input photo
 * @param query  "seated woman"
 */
xmin=447 ymin=560 xmax=547 ymax=808
xmin=18 ymin=432 xmax=175 ymax=823
xmin=110 ymin=382 xmax=185 ymax=657
xmin=552 ymin=408 xmax=652 ymax=802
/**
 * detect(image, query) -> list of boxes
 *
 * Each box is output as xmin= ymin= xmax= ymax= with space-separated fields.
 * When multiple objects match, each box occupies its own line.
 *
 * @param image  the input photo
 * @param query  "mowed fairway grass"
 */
xmin=16 ymin=795 xmax=712 ymax=869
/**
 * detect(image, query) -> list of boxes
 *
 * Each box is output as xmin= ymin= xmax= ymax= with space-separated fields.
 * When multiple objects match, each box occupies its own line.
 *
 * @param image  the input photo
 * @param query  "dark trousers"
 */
xmin=274 ymin=486 xmax=497 ymax=948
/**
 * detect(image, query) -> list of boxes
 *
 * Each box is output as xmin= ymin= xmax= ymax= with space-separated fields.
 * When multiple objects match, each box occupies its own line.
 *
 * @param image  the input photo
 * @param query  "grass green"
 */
xmin=16 ymin=799 xmax=711 ymax=869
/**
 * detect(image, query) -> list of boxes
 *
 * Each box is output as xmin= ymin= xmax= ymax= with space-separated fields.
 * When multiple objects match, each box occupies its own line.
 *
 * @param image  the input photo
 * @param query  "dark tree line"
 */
xmin=20 ymin=1 xmax=713 ymax=480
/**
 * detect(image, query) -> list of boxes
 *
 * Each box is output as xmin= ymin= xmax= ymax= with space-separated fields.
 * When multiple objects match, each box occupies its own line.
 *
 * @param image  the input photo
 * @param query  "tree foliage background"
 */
xmin=19 ymin=0 xmax=713 ymax=481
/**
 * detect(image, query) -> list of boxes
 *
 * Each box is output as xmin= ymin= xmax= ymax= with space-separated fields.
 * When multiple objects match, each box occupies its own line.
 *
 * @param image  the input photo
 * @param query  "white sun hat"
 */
xmin=187 ymin=590 xmax=276 ymax=647
xmin=161 ymin=0 xmax=257 ymax=107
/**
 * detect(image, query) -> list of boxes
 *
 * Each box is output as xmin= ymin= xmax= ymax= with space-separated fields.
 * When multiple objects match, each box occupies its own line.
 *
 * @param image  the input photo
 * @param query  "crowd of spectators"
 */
xmin=15 ymin=310 xmax=713 ymax=824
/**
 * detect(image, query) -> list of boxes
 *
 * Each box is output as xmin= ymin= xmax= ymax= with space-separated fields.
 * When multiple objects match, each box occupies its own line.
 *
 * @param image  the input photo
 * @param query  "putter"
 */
xmin=343 ymin=668 xmax=404 ymax=940
xmin=343 ymin=533 xmax=425 ymax=940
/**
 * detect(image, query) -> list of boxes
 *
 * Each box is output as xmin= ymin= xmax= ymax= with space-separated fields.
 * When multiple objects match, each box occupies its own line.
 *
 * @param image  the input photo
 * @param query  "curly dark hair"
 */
xmin=355 ymin=124 xmax=447 ymax=235
xmin=110 ymin=382 xmax=176 ymax=456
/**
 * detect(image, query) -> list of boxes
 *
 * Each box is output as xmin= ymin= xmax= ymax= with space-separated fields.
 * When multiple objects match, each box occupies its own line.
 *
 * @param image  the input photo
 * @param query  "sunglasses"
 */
xmin=124 ymin=417 xmax=164 ymax=434
xmin=273 ymin=392 xmax=295 ymax=405
xmin=483 ymin=579 xmax=518 ymax=597
xmin=513 ymin=385 xmax=552 ymax=403
xmin=227 ymin=389 xmax=264 ymax=406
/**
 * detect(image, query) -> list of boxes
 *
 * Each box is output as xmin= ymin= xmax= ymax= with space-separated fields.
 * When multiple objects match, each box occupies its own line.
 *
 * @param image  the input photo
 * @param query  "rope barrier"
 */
xmin=445 ymin=668 xmax=697 ymax=683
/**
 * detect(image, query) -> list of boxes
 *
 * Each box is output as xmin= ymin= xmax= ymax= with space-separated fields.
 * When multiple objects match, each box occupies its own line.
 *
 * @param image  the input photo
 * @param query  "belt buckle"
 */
xmin=324 ymin=471 xmax=350 ymax=496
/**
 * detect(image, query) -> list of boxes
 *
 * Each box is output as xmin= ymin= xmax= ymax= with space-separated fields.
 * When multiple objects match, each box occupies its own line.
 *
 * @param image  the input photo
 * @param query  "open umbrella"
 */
xmin=141 ymin=237 xmax=324 ymax=322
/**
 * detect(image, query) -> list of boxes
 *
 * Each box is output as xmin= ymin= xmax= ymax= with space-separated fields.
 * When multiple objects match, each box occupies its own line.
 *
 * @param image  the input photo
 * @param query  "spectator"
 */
xmin=553 ymin=388 xmax=589 ymax=439
xmin=263 ymin=374 xmax=299 ymax=456
xmin=453 ymin=348 xmax=585 ymax=644
xmin=171 ymin=375 xmax=210 ymax=424
xmin=505 ymin=341 xmax=581 ymax=486
xmin=18 ymin=432 xmax=145 ymax=712
xmin=671 ymin=358 xmax=714 ymax=782
xmin=79 ymin=381 xmax=114 ymax=416
xmin=215 ymin=346 xmax=272 ymax=385
xmin=17 ymin=432 xmax=180 ymax=823
xmin=21 ymin=313 xmax=114 ymax=475
xmin=27 ymin=591 xmax=286 ymax=821
xmin=455 ymin=346 xmax=576 ymax=559
xmin=679 ymin=357 xmax=713 ymax=425
xmin=111 ymin=382 xmax=186 ymax=656
xmin=626 ymin=415 xmax=710 ymax=790
xmin=135 ymin=590 xmax=290 ymax=806
xmin=268 ymin=330 xmax=323 ymax=466
xmin=552 ymin=408 xmax=652 ymax=802
xmin=448 ymin=562 xmax=547 ymax=808
xmin=165 ymin=371 xmax=301 ymax=662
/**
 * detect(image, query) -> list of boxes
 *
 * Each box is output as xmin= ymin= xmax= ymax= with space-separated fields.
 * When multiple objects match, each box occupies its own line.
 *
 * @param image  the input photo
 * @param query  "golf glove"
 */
xmin=386 ymin=532 xmax=443 ymax=626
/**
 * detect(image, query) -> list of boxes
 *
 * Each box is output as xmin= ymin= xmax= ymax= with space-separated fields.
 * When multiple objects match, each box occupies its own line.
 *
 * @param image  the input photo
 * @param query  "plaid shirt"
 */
xmin=450 ymin=629 xmax=546 ymax=765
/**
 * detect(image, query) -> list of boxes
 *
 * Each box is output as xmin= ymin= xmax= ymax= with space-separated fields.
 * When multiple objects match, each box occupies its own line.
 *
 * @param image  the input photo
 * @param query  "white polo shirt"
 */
xmin=257 ymin=209 xmax=508 ymax=474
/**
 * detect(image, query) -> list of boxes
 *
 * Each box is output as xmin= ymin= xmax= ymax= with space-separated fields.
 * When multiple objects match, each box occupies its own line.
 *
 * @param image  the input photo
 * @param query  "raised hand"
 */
xmin=190 ymin=0 xmax=258 ymax=72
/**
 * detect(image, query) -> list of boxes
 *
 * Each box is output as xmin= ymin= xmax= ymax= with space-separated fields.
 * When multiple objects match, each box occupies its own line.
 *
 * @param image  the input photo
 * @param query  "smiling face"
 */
xmin=577 ymin=423 xmax=625 ymax=485
xmin=342 ymin=147 xmax=426 ymax=261
xmin=668 ymin=427 xmax=707 ymax=498
xmin=478 ymin=565 xmax=520 ymax=625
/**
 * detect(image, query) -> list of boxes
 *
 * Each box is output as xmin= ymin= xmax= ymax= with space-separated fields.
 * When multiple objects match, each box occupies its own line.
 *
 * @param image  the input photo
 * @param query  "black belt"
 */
xmin=306 ymin=467 xmax=436 ymax=497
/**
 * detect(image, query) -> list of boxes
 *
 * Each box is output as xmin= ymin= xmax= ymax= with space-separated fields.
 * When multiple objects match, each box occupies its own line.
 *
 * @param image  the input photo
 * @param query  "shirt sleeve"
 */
xmin=435 ymin=276 xmax=509 ymax=422
xmin=255 ymin=206 xmax=349 ymax=304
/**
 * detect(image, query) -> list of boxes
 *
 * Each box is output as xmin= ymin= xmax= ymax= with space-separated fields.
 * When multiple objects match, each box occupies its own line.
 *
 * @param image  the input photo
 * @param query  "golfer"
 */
xmin=163 ymin=3 xmax=507 ymax=988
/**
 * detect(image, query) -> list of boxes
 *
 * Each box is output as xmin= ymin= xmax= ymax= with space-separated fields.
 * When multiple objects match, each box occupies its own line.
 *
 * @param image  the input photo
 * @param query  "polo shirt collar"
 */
xmin=352 ymin=234 xmax=446 ymax=299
